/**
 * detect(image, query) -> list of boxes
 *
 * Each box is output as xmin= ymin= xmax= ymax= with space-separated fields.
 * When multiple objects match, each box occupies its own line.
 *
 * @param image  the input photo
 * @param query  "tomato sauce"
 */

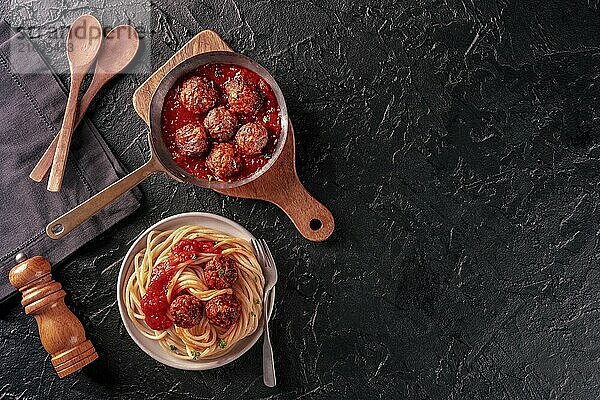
xmin=140 ymin=239 xmax=220 ymax=330
xmin=161 ymin=63 xmax=282 ymax=182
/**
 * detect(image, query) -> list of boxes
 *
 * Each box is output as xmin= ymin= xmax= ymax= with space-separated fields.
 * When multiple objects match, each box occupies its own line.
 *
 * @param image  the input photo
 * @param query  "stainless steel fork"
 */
xmin=251 ymin=238 xmax=278 ymax=387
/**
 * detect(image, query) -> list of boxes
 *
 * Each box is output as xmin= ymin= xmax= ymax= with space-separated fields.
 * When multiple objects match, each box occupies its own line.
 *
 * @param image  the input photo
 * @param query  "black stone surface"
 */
xmin=1 ymin=1 xmax=600 ymax=399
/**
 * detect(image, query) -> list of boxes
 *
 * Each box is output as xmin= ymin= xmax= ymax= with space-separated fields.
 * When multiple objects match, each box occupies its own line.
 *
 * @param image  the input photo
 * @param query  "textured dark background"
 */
xmin=1 ymin=0 xmax=600 ymax=399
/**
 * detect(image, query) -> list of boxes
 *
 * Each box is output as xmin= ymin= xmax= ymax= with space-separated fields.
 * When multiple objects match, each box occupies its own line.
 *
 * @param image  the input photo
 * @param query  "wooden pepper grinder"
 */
xmin=9 ymin=254 xmax=98 ymax=378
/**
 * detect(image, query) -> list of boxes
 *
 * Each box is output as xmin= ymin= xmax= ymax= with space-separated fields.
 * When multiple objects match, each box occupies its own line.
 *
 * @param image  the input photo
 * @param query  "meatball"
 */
xmin=205 ymin=294 xmax=241 ymax=329
xmin=236 ymin=122 xmax=269 ymax=155
xmin=224 ymin=76 xmax=262 ymax=116
xmin=204 ymin=106 xmax=238 ymax=142
xmin=179 ymin=76 xmax=219 ymax=114
xmin=206 ymin=143 xmax=241 ymax=179
xmin=175 ymin=123 xmax=209 ymax=156
xmin=204 ymin=255 xmax=239 ymax=289
xmin=169 ymin=295 xmax=204 ymax=328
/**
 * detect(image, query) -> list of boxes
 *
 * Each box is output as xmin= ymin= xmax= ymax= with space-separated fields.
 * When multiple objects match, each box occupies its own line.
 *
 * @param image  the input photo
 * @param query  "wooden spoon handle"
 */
xmin=30 ymin=75 xmax=107 ymax=182
xmin=46 ymin=158 xmax=161 ymax=240
xmin=30 ymin=136 xmax=64 ymax=183
xmin=47 ymin=75 xmax=84 ymax=192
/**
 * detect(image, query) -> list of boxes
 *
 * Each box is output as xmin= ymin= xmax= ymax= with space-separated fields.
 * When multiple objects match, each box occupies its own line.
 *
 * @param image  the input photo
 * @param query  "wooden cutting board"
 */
xmin=132 ymin=30 xmax=334 ymax=241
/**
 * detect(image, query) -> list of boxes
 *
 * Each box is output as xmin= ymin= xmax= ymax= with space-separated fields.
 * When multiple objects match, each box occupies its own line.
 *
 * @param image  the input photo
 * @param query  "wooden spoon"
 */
xmin=47 ymin=15 xmax=103 ymax=192
xmin=30 ymin=25 xmax=139 ymax=182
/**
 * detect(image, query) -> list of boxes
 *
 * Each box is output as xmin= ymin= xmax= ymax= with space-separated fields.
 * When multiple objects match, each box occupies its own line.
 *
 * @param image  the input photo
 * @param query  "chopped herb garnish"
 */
xmin=191 ymin=350 xmax=201 ymax=360
xmin=251 ymin=311 xmax=256 ymax=317
xmin=254 ymin=299 xmax=260 ymax=305
xmin=262 ymin=115 xmax=269 ymax=123
xmin=214 ymin=124 xmax=221 ymax=130
xmin=232 ymin=160 xmax=238 ymax=169
xmin=169 ymin=345 xmax=177 ymax=351
xmin=263 ymin=153 xmax=272 ymax=160
xmin=208 ymin=174 xmax=214 ymax=182
xmin=253 ymin=276 xmax=258 ymax=283
xmin=218 ymin=339 xmax=227 ymax=349
xmin=214 ymin=70 xmax=223 ymax=77
xmin=218 ymin=269 xmax=226 ymax=276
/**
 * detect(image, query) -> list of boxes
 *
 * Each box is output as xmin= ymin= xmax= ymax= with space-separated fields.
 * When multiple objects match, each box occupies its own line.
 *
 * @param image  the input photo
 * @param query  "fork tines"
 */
xmin=251 ymin=239 xmax=264 ymax=265
xmin=259 ymin=239 xmax=275 ymax=269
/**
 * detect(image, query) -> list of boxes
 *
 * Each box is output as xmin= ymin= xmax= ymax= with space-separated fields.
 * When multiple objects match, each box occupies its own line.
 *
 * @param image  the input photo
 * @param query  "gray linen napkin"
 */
xmin=0 ymin=21 xmax=141 ymax=301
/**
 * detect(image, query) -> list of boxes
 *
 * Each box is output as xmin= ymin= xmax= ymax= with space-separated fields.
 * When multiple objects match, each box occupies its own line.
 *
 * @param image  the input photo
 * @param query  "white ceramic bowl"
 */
xmin=117 ymin=212 xmax=264 ymax=370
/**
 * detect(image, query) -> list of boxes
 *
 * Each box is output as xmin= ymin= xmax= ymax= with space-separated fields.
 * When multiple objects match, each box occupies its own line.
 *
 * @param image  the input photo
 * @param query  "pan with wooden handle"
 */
xmin=46 ymin=51 xmax=334 ymax=242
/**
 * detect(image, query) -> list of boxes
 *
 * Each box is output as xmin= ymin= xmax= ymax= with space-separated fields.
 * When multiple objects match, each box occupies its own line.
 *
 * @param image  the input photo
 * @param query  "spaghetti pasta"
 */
xmin=124 ymin=225 xmax=264 ymax=360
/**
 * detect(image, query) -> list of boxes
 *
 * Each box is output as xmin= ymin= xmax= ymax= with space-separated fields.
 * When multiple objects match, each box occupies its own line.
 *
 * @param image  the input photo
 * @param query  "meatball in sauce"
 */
xmin=162 ymin=63 xmax=282 ymax=182
xmin=206 ymin=143 xmax=241 ymax=179
xmin=204 ymin=255 xmax=239 ymax=289
xmin=169 ymin=294 xmax=204 ymax=329
xmin=204 ymin=106 xmax=238 ymax=142
xmin=205 ymin=294 xmax=242 ymax=329
xmin=236 ymin=122 xmax=269 ymax=155
xmin=175 ymin=124 xmax=209 ymax=157
xmin=179 ymin=76 xmax=219 ymax=114
xmin=224 ymin=76 xmax=263 ymax=116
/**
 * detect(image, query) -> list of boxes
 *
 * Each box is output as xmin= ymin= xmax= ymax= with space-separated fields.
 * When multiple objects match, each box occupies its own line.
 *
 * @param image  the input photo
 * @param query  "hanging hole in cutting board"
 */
xmin=309 ymin=219 xmax=322 ymax=231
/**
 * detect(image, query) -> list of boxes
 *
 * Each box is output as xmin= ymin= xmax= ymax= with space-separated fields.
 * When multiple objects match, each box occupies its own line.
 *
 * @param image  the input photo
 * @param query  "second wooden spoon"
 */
xmin=32 ymin=25 xmax=139 ymax=183
xmin=47 ymin=15 xmax=103 ymax=192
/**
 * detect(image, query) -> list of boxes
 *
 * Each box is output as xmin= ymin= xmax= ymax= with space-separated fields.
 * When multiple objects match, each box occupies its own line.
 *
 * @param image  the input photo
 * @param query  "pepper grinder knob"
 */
xmin=8 ymin=256 xmax=98 ymax=378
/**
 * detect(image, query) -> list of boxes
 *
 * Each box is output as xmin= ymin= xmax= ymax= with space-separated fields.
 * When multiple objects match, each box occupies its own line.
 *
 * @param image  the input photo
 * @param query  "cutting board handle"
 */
xmin=218 ymin=123 xmax=334 ymax=241
xmin=268 ymin=177 xmax=335 ymax=242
